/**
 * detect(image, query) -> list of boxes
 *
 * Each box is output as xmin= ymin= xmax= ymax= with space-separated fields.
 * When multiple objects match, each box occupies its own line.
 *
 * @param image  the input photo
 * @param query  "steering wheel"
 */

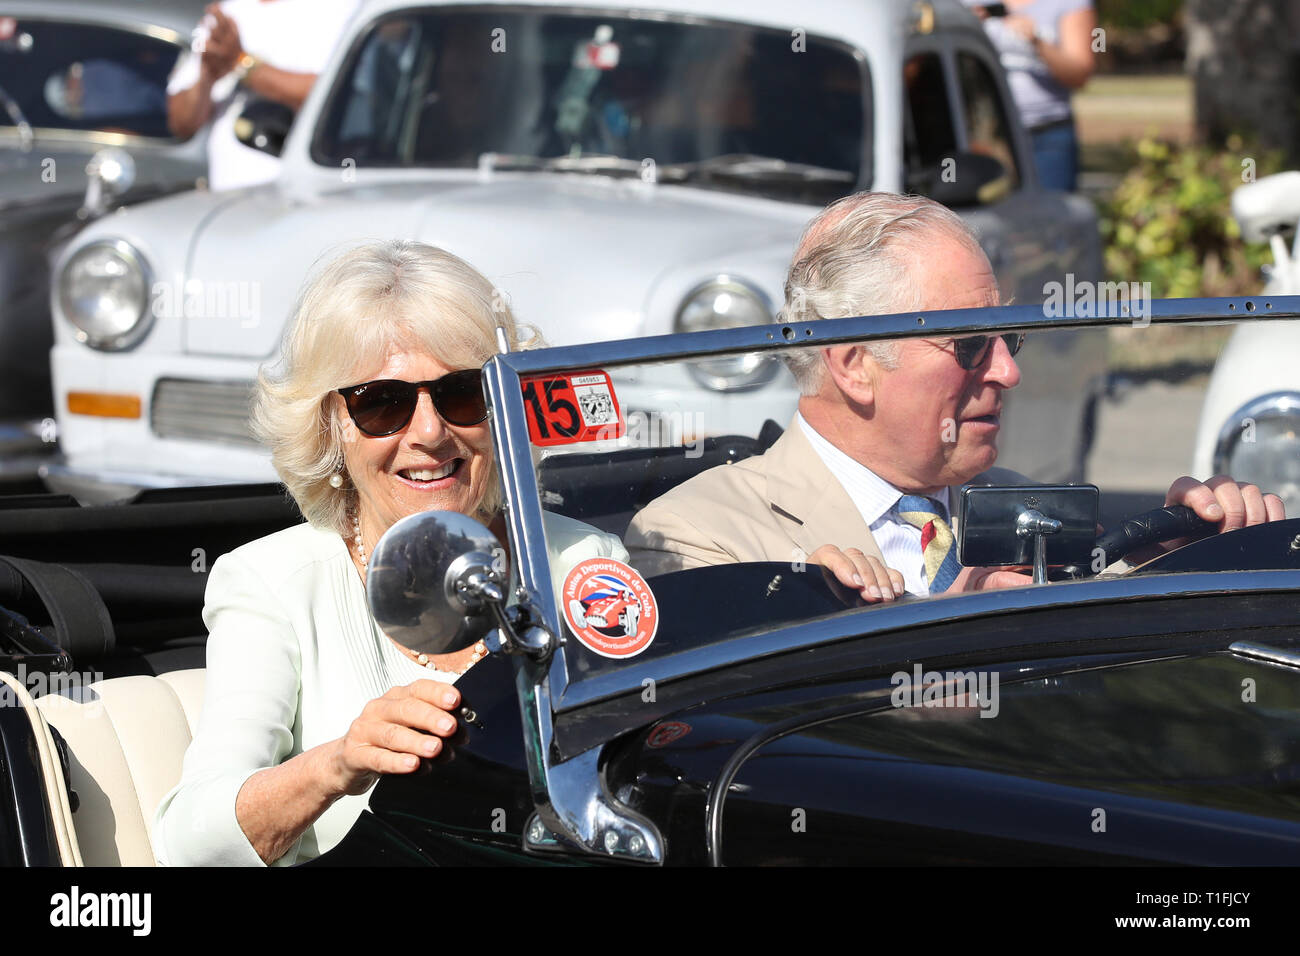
xmin=1089 ymin=504 xmax=1218 ymax=571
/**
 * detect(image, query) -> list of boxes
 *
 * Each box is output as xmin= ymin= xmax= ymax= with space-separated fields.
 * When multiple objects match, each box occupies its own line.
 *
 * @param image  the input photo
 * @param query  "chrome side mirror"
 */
xmin=81 ymin=148 xmax=136 ymax=219
xmin=366 ymin=510 xmax=507 ymax=657
xmin=958 ymin=485 xmax=1098 ymax=584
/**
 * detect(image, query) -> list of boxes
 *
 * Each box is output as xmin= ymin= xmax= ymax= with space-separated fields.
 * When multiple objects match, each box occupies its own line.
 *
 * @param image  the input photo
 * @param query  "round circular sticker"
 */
xmin=646 ymin=721 xmax=691 ymax=749
xmin=561 ymin=557 xmax=658 ymax=659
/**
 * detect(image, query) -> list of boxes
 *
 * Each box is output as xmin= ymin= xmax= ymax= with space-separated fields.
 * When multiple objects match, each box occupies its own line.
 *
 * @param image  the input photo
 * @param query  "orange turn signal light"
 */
xmin=66 ymin=391 xmax=142 ymax=419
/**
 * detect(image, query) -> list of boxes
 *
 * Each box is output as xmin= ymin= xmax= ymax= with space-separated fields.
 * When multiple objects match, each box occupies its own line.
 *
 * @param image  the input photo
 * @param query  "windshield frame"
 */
xmin=484 ymin=294 xmax=1300 ymax=713
xmin=0 ymin=14 xmax=187 ymax=146
xmin=308 ymin=3 xmax=875 ymax=193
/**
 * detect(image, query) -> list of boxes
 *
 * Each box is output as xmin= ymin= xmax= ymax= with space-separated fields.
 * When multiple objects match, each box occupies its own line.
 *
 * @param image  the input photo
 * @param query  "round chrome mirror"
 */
xmin=81 ymin=148 xmax=136 ymax=218
xmin=86 ymin=147 xmax=136 ymax=195
xmin=366 ymin=510 xmax=506 ymax=657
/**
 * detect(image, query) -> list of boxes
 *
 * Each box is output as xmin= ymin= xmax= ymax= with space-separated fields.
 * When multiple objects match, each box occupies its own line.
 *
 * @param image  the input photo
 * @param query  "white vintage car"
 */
xmin=1191 ymin=171 xmax=1300 ymax=516
xmin=45 ymin=0 xmax=1101 ymax=501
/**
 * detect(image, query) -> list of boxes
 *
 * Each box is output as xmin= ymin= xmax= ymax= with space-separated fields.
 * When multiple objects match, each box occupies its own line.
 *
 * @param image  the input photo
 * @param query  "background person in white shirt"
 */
xmin=167 ymin=0 xmax=359 ymax=191
xmin=625 ymin=192 xmax=1285 ymax=597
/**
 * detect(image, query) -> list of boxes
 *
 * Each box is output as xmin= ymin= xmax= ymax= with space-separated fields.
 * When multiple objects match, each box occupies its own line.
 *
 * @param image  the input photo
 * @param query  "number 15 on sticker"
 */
xmin=521 ymin=370 xmax=624 ymax=446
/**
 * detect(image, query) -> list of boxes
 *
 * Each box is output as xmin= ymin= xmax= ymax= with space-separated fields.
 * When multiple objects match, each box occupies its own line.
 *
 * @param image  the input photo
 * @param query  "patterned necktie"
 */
xmin=896 ymin=495 xmax=962 ymax=594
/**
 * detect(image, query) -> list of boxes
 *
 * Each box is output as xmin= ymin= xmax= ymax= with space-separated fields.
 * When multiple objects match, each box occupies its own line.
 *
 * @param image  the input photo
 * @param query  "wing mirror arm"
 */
xmin=1015 ymin=509 xmax=1062 ymax=584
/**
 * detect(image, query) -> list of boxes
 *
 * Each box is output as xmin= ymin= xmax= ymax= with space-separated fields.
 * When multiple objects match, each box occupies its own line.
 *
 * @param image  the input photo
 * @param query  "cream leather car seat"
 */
xmin=32 ymin=670 xmax=205 ymax=866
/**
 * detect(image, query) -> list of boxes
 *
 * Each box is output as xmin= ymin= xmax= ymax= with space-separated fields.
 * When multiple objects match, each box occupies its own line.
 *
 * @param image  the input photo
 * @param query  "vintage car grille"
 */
xmin=150 ymin=378 xmax=259 ymax=447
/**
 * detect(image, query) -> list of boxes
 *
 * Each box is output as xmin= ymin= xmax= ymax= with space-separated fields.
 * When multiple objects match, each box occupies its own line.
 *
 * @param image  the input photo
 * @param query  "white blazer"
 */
xmin=153 ymin=513 xmax=627 ymax=866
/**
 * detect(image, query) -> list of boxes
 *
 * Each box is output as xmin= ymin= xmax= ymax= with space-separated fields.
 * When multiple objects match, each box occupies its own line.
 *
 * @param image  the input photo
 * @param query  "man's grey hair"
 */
xmin=781 ymin=192 xmax=986 ymax=395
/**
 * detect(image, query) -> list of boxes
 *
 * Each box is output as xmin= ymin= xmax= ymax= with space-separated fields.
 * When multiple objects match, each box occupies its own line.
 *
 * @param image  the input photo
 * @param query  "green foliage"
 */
xmin=1096 ymin=0 xmax=1182 ymax=31
xmin=1099 ymin=136 xmax=1284 ymax=297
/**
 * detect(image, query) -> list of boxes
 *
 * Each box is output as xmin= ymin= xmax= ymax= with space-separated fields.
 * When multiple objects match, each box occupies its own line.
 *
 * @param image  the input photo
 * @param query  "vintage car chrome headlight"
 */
xmin=1212 ymin=391 xmax=1300 ymax=517
xmin=674 ymin=276 xmax=778 ymax=391
xmin=57 ymin=239 xmax=153 ymax=350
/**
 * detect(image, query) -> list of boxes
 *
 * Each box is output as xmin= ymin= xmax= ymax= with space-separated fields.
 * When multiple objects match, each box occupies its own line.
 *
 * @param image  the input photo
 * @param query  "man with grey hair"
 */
xmin=625 ymin=191 xmax=1283 ymax=599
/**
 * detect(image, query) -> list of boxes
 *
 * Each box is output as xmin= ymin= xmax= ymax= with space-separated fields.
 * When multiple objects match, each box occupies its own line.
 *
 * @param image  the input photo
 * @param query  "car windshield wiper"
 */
xmin=478 ymin=152 xmax=856 ymax=185
xmin=477 ymin=152 xmax=648 ymax=177
xmin=660 ymin=154 xmax=856 ymax=184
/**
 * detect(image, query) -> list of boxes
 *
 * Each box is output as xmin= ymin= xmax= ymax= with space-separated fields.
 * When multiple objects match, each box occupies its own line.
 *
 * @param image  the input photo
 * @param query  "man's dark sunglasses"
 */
xmin=336 ymin=369 xmax=488 ymax=436
xmin=951 ymin=333 xmax=1025 ymax=370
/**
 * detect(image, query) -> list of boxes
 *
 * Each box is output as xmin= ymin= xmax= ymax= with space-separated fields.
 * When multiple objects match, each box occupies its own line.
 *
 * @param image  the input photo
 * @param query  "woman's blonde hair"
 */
xmin=253 ymin=240 xmax=541 ymax=535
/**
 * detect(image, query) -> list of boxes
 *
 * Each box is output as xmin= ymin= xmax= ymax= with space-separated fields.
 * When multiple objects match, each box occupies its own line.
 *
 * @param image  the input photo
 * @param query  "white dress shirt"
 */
xmin=797 ymin=413 xmax=950 ymax=597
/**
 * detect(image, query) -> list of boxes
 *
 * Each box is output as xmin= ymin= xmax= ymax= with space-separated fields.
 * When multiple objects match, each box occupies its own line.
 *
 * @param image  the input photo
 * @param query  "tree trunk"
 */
xmin=1185 ymin=0 xmax=1300 ymax=162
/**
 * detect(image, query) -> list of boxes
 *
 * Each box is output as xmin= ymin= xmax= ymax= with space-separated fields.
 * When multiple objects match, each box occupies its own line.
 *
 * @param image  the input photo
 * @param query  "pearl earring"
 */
xmin=328 ymin=473 xmax=344 ymax=489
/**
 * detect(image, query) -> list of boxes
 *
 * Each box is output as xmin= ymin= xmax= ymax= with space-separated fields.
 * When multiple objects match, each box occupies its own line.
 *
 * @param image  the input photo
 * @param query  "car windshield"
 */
xmin=500 ymin=311 xmax=1299 ymax=684
xmin=0 ymin=18 xmax=180 ymax=139
xmin=314 ymin=9 xmax=868 ymax=203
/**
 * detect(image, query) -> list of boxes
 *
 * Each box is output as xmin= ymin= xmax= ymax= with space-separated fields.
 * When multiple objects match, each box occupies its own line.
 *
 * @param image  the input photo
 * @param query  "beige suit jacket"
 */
xmin=625 ymin=418 xmax=1024 ymax=578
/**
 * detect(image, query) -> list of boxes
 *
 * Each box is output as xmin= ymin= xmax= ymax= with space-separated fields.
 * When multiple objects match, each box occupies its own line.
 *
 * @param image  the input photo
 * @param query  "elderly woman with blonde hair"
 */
xmin=154 ymin=240 xmax=626 ymax=866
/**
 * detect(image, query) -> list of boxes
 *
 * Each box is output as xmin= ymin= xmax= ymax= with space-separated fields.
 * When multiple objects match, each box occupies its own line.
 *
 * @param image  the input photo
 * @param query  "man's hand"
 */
xmin=1162 ymin=475 xmax=1286 ymax=548
xmin=949 ymin=565 xmax=1033 ymax=592
xmin=808 ymin=545 xmax=904 ymax=604
xmin=200 ymin=4 xmax=242 ymax=81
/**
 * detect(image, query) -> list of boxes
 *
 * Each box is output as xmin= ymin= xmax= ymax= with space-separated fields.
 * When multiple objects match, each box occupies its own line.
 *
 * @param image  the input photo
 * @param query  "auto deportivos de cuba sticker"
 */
xmin=646 ymin=721 xmax=691 ymax=749
xmin=562 ymin=557 xmax=658 ymax=658
xmin=521 ymin=370 xmax=623 ymax=446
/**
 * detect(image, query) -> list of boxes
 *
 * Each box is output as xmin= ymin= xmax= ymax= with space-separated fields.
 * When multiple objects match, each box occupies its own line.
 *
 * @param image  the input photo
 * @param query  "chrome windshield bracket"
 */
xmin=520 ymin=747 xmax=664 ymax=863
xmin=484 ymin=354 xmax=666 ymax=864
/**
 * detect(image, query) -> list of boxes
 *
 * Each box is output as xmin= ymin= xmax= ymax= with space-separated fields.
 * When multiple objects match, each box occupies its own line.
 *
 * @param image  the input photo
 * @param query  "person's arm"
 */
xmin=207 ymin=5 xmax=318 ymax=111
xmin=153 ymin=551 xmax=461 ymax=866
xmin=154 ymin=551 xmax=307 ymax=866
xmin=167 ymin=74 xmax=216 ymax=140
xmin=240 ymin=63 xmax=318 ymax=111
xmin=233 ymin=679 xmax=461 ymax=864
xmin=624 ymin=500 xmax=735 ymax=576
xmin=1023 ymin=6 xmax=1097 ymax=91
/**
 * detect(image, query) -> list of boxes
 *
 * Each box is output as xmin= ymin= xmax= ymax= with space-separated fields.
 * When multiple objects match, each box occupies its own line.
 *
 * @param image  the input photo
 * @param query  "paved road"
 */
xmin=1088 ymin=379 xmax=1207 ymax=528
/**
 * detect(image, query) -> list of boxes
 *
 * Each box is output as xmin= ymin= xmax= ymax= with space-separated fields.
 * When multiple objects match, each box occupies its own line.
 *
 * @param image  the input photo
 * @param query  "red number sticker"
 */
xmin=521 ymin=370 xmax=624 ymax=446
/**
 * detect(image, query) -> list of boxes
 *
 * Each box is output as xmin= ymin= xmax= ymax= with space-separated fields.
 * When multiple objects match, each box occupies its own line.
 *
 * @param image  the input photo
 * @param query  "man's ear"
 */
xmin=822 ymin=344 xmax=878 ymax=407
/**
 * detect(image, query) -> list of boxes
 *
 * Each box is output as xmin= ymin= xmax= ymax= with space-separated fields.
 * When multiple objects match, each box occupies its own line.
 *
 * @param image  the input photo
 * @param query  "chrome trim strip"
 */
xmin=495 ymin=296 xmax=1300 ymax=376
xmin=0 ymin=127 xmax=178 ymax=148
xmin=484 ymin=356 xmax=563 ymax=674
xmin=1211 ymin=390 xmax=1300 ymax=474
xmin=554 ymin=569 xmax=1300 ymax=711
xmin=0 ymin=14 xmax=187 ymax=47
xmin=1228 ymin=640 xmax=1300 ymax=669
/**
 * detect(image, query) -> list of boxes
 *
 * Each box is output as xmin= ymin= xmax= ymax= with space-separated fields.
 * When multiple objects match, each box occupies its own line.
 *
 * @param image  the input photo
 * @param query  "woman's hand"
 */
xmin=234 ymin=679 xmax=464 ymax=865
xmin=329 ymin=679 xmax=462 ymax=796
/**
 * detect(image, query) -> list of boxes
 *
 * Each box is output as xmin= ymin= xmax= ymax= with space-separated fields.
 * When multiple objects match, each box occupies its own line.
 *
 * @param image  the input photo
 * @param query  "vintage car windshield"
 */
xmin=0 ymin=18 xmax=180 ymax=139
xmin=510 ymin=315 xmax=1299 ymax=682
xmin=314 ymin=8 xmax=868 ymax=202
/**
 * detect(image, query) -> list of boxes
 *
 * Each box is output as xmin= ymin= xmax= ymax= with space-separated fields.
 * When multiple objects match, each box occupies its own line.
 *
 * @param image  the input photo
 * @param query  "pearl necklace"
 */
xmin=350 ymin=510 xmax=486 ymax=675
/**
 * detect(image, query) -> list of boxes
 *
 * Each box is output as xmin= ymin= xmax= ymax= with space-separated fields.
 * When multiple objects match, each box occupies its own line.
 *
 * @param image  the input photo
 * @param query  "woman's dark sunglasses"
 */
xmin=951 ymin=332 xmax=1025 ymax=370
xmin=336 ymin=369 xmax=488 ymax=437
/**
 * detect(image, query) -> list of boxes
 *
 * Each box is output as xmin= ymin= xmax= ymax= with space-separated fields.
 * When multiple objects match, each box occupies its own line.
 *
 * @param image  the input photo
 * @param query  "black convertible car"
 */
xmin=2 ymin=297 xmax=1299 ymax=867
